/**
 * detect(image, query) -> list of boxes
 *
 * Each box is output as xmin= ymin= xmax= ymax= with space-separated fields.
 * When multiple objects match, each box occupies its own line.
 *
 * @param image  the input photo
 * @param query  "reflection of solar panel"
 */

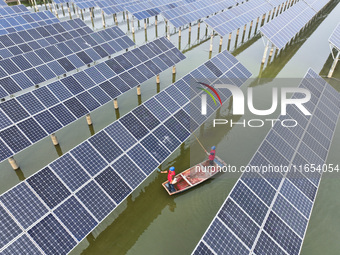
xmin=162 ymin=0 xmax=236 ymax=28
xmin=0 ymin=19 xmax=90 ymax=60
xmin=260 ymin=1 xmax=318 ymax=49
xmin=0 ymin=50 xmax=251 ymax=254
xmin=0 ymin=11 xmax=59 ymax=35
xmin=0 ymin=26 xmax=133 ymax=98
xmin=0 ymin=5 xmax=30 ymax=18
xmin=329 ymin=22 xmax=340 ymax=51
xmin=205 ymin=0 xmax=272 ymax=37
xmin=0 ymin=37 xmax=184 ymax=162
xmin=192 ymin=68 xmax=340 ymax=255
xmin=303 ymin=0 xmax=330 ymax=12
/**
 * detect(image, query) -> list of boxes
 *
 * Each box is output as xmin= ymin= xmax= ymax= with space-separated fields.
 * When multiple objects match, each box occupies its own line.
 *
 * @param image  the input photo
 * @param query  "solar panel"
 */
xmin=0 ymin=26 xmax=133 ymax=97
xmin=329 ymin=22 xmax=340 ymax=51
xmin=304 ymin=0 xmax=330 ymax=12
xmin=204 ymin=0 xmax=272 ymax=37
xmin=260 ymin=1 xmax=317 ymax=49
xmin=0 ymin=49 xmax=252 ymax=254
xmin=0 ymin=11 xmax=59 ymax=35
xmin=162 ymin=0 xmax=236 ymax=28
xmin=0 ymin=37 xmax=185 ymax=163
xmin=192 ymin=68 xmax=340 ymax=255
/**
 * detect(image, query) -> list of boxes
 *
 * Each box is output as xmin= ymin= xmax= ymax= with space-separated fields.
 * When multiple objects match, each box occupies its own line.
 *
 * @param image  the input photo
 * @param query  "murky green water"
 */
xmin=1 ymin=2 xmax=340 ymax=254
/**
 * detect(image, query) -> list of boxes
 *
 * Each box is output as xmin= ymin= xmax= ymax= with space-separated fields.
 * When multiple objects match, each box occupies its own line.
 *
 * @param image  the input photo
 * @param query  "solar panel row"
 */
xmin=0 ymin=11 xmax=59 ymax=36
xmin=304 ymin=0 xmax=330 ymax=12
xmin=0 ymin=26 xmax=133 ymax=98
xmin=260 ymin=1 xmax=317 ymax=49
xmin=192 ymin=68 xmax=340 ymax=255
xmin=162 ymin=0 xmax=236 ymax=28
xmin=0 ymin=49 xmax=251 ymax=254
xmin=0 ymin=19 xmax=90 ymax=60
xmin=204 ymin=0 xmax=272 ymax=37
xmin=0 ymin=5 xmax=30 ymax=18
xmin=329 ymin=22 xmax=340 ymax=52
xmin=0 ymin=37 xmax=184 ymax=163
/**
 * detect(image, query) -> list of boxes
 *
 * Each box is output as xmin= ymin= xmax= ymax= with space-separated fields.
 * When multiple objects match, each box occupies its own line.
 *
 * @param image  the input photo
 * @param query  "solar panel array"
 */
xmin=0 ymin=11 xmax=59 ymax=36
xmin=124 ymin=0 xmax=195 ymax=20
xmin=0 ymin=5 xmax=30 ymax=18
xmin=204 ymin=0 xmax=272 ymax=37
xmin=0 ymin=50 xmax=251 ymax=254
xmin=73 ymin=0 xmax=97 ymax=9
xmin=0 ymin=26 xmax=134 ymax=98
xmin=0 ymin=37 xmax=185 ymax=163
xmin=260 ymin=1 xmax=322 ymax=49
xmin=161 ymin=0 xmax=236 ymax=28
xmin=304 ymin=0 xmax=330 ymax=12
xmin=0 ymin=19 xmax=90 ymax=60
xmin=329 ymin=22 xmax=340 ymax=52
xmin=0 ymin=0 xmax=7 ymax=6
xmin=192 ymin=68 xmax=340 ymax=255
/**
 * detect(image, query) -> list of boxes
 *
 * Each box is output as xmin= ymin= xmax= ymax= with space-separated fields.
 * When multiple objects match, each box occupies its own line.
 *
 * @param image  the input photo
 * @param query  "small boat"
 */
xmin=162 ymin=156 xmax=226 ymax=195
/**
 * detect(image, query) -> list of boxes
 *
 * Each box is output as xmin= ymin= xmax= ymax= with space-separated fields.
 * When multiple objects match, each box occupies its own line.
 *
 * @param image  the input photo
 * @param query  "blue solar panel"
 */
xmin=27 ymin=167 xmax=71 ymax=209
xmin=95 ymin=166 xmax=132 ymax=204
xmin=1 ymin=234 xmax=42 ymax=255
xmin=203 ymin=218 xmax=249 ymax=254
xmin=0 ymin=205 xmax=22 ymax=249
xmin=76 ymin=180 xmax=116 ymax=221
xmin=88 ymin=131 xmax=122 ymax=163
xmin=28 ymin=214 xmax=76 ymax=254
xmin=140 ymin=134 xmax=170 ymax=163
xmin=50 ymin=154 xmax=91 ymax=192
xmin=17 ymin=118 xmax=47 ymax=143
xmin=193 ymin=68 xmax=340 ymax=255
xmin=0 ymin=126 xmax=31 ymax=153
xmin=329 ymin=22 xmax=340 ymax=51
xmin=0 ymin=182 xmax=48 ymax=229
xmin=120 ymin=112 xmax=149 ymax=140
xmin=0 ymin=99 xmax=29 ymax=122
xmin=112 ymin=155 xmax=146 ymax=188
xmin=54 ymin=196 xmax=97 ymax=241
xmin=105 ymin=121 xmax=137 ymax=151
xmin=127 ymin=143 xmax=159 ymax=175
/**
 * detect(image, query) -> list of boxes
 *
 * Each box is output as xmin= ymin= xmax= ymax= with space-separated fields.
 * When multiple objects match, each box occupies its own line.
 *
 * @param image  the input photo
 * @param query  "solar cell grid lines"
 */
xmin=0 ymin=50 xmax=252 ymax=254
xmin=0 ymin=19 xmax=89 ymax=60
xmin=161 ymin=0 xmax=236 ymax=28
xmin=0 ymin=37 xmax=185 ymax=163
xmin=329 ymin=22 xmax=340 ymax=52
xmin=204 ymin=0 xmax=273 ymax=37
xmin=0 ymin=5 xmax=30 ymax=18
xmin=260 ymin=1 xmax=317 ymax=49
xmin=0 ymin=11 xmax=59 ymax=35
xmin=0 ymin=26 xmax=134 ymax=98
xmin=192 ymin=68 xmax=340 ymax=255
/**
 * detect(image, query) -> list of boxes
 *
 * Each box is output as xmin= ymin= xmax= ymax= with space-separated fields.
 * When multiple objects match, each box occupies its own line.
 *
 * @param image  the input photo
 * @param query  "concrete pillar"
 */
xmin=248 ymin=20 xmax=253 ymax=38
xmin=328 ymin=52 xmax=340 ymax=78
xmin=102 ymin=10 xmax=106 ymax=28
xmin=219 ymin=36 xmax=223 ymax=52
xmin=197 ymin=22 xmax=200 ymax=40
xmin=172 ymin=65 xmax=176 ymax=75
xmin=114 ymin=14 xmax=118 ymax=25
xmin=205 ymin=23 xmax=208 ymax=36
xmin=81 ymin=9 xmax=84 ymax=20
xmin=53 ymin=3 xmax=59 ymax=18
xmin=227 ymin=32 xmax=232 ymax=51
xmin=261 ymin=41 xmax=270 ymax=64
xmin=90 ymin=8 xmax=94 ymax=28
xmin=235 ymin=28 xmax=240 ymax=47
xmin=76 ymin=6 xmax=79 ymax=18
xmin=8 ymin=157 xmax=19 ymax=170
xmin=242 ymin=24 xmax=247 ymax=42
xmin=137 ymin=85 xmax=141 ymax=96
xmin=51 ymin=133 xmax=59 ymax=146
xmin=33 ymin=0 xmax=38 ymax=12
xmin=144 ymin=19 xmax=147 ymax=30
xmin=276 ymin=5 xmax=280 ymax=16
xmin=188 ymin=23 xmax=192 ymax=45
xmin=72 ymin=3 xmax=76 ymax=14
xmin=86 ymin=114 xmax=92 ymax=125
xmin=209 ymin=33 xmax=214 ymax=56
xmin=156 ymin=74 xmax=160 ymax=84
xmin=43 ymin=0 xmax=47 ymax=10
xmin=267 ymin=10 xmax=271 ymax=22
xmin=126 ymin=11 xmax=130 ymax=31
xmin=254 ymin=17 xmax=260 ymax=34
xmin=167 ymin=22 xmax=170 ymax=40
xmin=261 ymin=14 xmax=266 ymax=26
xmin=114 ymin=98 xmax=119 ymax=109
xmin=67 ymin=3 xmax=72 ymax=19
xmin=131 ymin=16 xmax=135 ymax=42
xmin=48 ymin=0 xmax=52 ymax=13
xmin=123 ymin=10 xmax=125 ymax=20
xmin=61 ymin=3 xmax=65 ymax=16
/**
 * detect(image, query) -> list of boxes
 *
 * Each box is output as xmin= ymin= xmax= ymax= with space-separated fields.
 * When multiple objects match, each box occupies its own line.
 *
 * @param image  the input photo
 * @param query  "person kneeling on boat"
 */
xmin=160 ymin=167 xmax=176 ymax=193
xmin=209 ymin=146 xmax=216 ymax=166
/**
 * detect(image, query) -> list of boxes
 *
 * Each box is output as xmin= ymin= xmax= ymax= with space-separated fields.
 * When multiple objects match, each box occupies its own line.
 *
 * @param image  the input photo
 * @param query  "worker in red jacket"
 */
xmin=160 ymin=167 xmax=176 ymax=193
xmin=209 ymin=146 xmax=216 ymax=166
